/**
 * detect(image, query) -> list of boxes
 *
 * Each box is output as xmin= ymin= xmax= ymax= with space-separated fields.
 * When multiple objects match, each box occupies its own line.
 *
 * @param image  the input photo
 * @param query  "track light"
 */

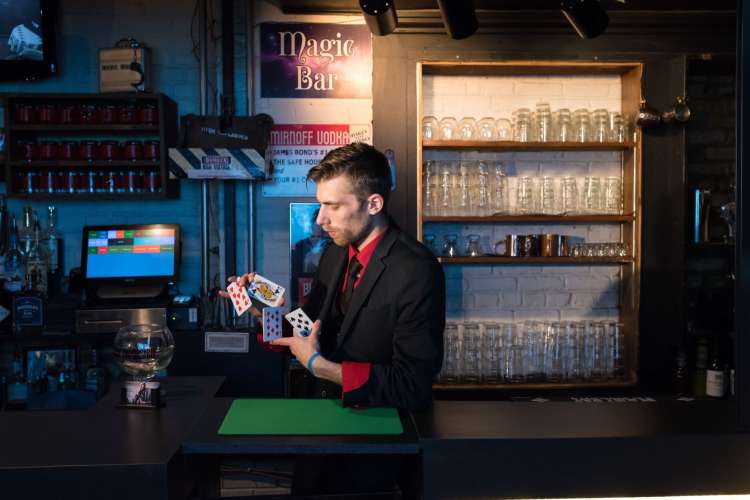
xmin=359 ymin=0 xmax=398 ymax=36
xmin=437 ymin=0 xmax=478 ymax=40
xmin=560 ymin=0 xmax=609 ymax=39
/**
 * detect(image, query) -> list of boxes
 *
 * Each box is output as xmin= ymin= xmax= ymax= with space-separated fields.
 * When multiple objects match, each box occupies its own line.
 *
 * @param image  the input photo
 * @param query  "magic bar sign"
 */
xmin=260 ymin=22 xmax=372 ymax=99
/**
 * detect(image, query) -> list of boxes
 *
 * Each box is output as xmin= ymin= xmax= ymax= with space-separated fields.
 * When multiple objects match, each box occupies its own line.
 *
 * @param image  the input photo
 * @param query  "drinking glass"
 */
xmin=475 ymin=161 xmax=491 ymax=216
xmin=536 ymin=102 xmax=552 ymax=142
xmin=465 ymin=234 xmax=483 ymax=257
xmin=606 ymin=322 xmax=625 ymax=378
xmin=442 ymin=234 xmax=459 ymax=257
xmin=482 ymin=323 xmax=503 ymax=383
xmin=462 ymin=323 xmax=482 ymax=383
xmin=543 ymin=322 xmax=563 ymax=382
xmin=476 ymin=117 xmax=496 ymax=140
xmin=512 ymin=108 xmax=532 ymax=142
xmin=539 ymin=176 xmax=557 ymax=215
xmin=438 ymin=161 xmax=455 ymax=215
xmin=457 ymin=117 xmax=477 ymax=141
xmin=491 ymin=162 xmax=509 ymax=214
xmin=573 ymin=108 xmax=591 ymax=143
xmin=422 ymin=160 xmax=437 ymax=216
xmin=603 ymin=176 xmax=623 ymax=214
xmin=439 ymin=116 xmax=458 ymax=140
xmin=456 ymin=161 xmax=474 ymax=216
xmin=561 ymin=322 xmax=583 ymax=381
xmin=441 ymin=323 xmax=462 ymax=383
xmin=495 ymin=118 xmax=513 ymax=141
xmin=556 ymin=108 xmax=573 ymax=142
xmin=516 ymin=176 xmax=535 ymax=214
xmin=609 ymin=112 xmax=628 ymax=142
xmin=506 ymin=324 xmax=526 ymax=383
xmin=422 ymin=116 xmax=439 ymax=140
xmin=561 ymin=176 xmax=579 ymax=214
xmin=524 ymin=321 xmax=545 ymax=382
xmin=592 ymin=108 xmax=610 ymax=143
xmin=583 ymin=176 xmax=601 ymax=213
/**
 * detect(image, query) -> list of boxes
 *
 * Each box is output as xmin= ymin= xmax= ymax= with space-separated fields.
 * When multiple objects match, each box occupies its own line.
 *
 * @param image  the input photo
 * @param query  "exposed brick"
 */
xmin=473 ymin=292 xmax=500 ymax=309
xmin=521 ymin=292 xmax=546 ymax=308
xmin=514 ymin=82 xmax=563 ymax=96
xmin=500 ymin=292 xmax=521 ymax=308
xmin=546 ymin=293 xmax=572 ymax=308
xmin=514 ymin=309 xmax=561 ymax=321
xmin=467 ymin=277 xmax=517 ymax=292
xmin=565 ymin=275 xmax=614 ymax=291
xmin=518 ymin=276 xmax=564 ymax=291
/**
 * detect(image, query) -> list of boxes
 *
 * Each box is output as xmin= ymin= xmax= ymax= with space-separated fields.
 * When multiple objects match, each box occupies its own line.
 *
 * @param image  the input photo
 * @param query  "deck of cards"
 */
xmin=262 ymin=307 xmax=284 ymax=342
xmin=226 ymin=281 xmax=252 ymax=317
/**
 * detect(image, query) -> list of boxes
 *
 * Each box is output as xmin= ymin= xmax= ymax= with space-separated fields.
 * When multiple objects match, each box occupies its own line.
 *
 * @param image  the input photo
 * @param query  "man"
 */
xmin=231 ymin=142 xmax=445 ymax=411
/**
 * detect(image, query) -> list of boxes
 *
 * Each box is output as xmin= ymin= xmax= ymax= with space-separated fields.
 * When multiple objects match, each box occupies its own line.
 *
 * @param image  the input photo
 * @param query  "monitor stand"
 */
xmin=95 ymin=283 xmax=166 ymax=301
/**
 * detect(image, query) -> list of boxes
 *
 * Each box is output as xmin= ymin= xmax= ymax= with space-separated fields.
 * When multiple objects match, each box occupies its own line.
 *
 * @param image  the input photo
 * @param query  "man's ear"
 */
xmin=367 ymin=193 xmax=385 ymax=215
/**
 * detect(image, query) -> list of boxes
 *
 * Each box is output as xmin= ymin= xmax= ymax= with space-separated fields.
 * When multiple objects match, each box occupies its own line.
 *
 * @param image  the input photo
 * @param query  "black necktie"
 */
xmin=340 ymin=256 xmax=362 ymax=313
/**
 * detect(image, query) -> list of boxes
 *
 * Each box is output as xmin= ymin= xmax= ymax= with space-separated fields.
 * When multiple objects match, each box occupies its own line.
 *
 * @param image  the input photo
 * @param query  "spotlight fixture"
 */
xmin=560 ymin=0 xmax=609 ymax=39
xmin=437 ymin=0 xmax=478 ymax=40
xmin=359 ymin=0 xmax=398 ymax=36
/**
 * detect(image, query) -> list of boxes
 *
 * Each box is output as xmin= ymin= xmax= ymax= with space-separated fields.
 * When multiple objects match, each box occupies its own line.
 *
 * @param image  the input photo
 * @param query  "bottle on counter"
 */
xmin=86 ymin=348 xmax=106 ymax=398
xmin=692 ymin=336 xmax=709 ymax=397
xmin=26 ymin=213 xmax=49 ymax=297
xmin=706 ymin=342 xmax=726 ymax=399
xmin=674 ymin=348 xmax=690 ymax=397
xmin=43 ymin=206 xmax=63 ymax=297
xmin=18 ymin=206 xmax=34 ymax=258
xmin=1 ymin=216 xmax=25 ymax=335
xmin=6 ymin=350 xmax=28 ymax=409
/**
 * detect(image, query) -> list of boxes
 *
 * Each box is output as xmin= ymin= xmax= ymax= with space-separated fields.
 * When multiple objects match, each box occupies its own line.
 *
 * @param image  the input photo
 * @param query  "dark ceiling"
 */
xmin=278 ymin=0 xmax=736 ymax=14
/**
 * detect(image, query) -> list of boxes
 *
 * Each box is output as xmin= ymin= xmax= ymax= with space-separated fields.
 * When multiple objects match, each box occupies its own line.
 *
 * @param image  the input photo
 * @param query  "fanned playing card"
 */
xmin=247 ymin=274 xmax=285 ymax=308
xmin=262 ymin=307 xmax=284 ymax=342
xmin=284 ymin=307 xmax=313 ymax=337
xmin=227 ymin=281 xmax=252 ymax=316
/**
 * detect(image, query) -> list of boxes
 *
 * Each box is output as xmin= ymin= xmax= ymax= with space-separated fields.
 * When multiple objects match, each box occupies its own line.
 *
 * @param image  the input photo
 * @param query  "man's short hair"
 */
xmin=307 ymin=142 xmax=391 ymax=207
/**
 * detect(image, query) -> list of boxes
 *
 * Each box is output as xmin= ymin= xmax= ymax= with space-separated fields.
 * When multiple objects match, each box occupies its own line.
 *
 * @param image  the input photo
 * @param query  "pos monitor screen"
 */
xmin=81 ymin=224 xmax=180 ymax=300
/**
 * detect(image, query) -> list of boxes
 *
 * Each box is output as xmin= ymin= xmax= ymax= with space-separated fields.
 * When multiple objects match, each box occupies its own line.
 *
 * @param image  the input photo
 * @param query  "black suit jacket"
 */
xmin=302 ymin=221 xmax=445 ymax=411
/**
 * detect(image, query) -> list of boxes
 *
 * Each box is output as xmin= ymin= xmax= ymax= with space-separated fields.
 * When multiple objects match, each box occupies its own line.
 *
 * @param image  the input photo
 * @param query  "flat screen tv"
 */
xmin=0 ymin=0 xmax=58 ymax=81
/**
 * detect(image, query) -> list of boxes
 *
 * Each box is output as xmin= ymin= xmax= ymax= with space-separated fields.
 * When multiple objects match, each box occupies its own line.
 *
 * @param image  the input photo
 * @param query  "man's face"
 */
xmin=315 ymin=175 xmax=372 ymax=247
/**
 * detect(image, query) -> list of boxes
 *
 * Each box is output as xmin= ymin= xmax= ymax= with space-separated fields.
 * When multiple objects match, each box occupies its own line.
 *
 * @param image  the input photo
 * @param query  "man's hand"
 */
xmin=271 ymin=319 xmax=321 ymax=370
xmin=218 ymin=272 xmax=285 ymax=318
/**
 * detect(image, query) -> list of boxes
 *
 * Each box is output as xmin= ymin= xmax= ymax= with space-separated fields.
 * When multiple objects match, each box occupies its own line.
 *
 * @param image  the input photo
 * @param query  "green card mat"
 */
xmin=218 ymin=399 xmax=403 ymax=435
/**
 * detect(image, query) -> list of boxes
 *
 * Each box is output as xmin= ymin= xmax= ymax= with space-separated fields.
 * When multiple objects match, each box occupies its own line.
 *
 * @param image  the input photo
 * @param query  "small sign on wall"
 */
xmin=260 ymin=22 xmax=372 ymax=99
xmin=262 ymin=124 xmax=372 ymax=197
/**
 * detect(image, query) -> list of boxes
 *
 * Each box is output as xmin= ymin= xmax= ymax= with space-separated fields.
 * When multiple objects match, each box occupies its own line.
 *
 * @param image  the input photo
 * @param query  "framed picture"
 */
xmin=289 ymin=203 xmax=331 ymax=306
xmin=24 ymin=346 xmax=76 ymax=384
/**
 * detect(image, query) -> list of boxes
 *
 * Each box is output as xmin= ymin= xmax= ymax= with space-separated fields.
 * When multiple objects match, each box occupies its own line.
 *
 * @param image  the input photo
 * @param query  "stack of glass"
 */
xmin=439 ymin=320 xmax=626 ymax=384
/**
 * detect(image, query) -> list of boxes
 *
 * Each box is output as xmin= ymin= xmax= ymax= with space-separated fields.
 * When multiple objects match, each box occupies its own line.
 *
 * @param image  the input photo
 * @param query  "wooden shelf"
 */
xmin=11 ymin=192 xmax=167 ymax=201
xmin=437 ymin=256 xmax=633 ymax=264
xmin=422 ymin=140 xmax=634 ymax=150
xmin=424 ymin=214 xmax=634 ymax=223
xmin=433 ymin=379 xmax=636 ymax=390
xmin=11 ymin=124 xmax=160 ymax=132
xmin=10 ymin=160 xmax=160 ymax=168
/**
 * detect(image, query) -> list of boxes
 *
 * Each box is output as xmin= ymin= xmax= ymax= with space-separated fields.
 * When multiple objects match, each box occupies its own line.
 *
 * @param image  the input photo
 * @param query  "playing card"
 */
xmin=285 ymin=307 xmax=313 ymax=337
xmin=247 ymin=274 xmax=286 ymax=308
xmin=262 ymin=307 xmax=284 ymax=342
xmin=227 ymin=281 xmax=252 ymax=316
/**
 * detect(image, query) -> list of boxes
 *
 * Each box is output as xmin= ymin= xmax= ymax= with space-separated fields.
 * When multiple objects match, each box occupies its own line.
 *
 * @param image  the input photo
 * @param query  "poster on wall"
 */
xmin=262 ymin=123 xmax=372 ymax=197
xmin=260 ymin=22 xmax=372 ymax=99
xmin=289 ymin=202 xmax=330 ymax=306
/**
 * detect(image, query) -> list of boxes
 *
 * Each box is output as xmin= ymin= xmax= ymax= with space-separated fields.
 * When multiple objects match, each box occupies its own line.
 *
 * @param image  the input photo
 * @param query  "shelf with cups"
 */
xmin=423 ymin=214 xmax=634 ymax=223
xmin=2 ymin=92 xmax=179 ymax=199
xmin=417 ymin=60 xmax=644 ymax=392
xmin=437 ymin=256 xmax=633 ymax=264
xmin=422 ymin=140 xmax=635 ymax=151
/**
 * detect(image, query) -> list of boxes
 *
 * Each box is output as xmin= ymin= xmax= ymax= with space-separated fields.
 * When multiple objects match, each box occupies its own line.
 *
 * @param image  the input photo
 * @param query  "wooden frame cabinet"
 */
xmin=416 ymin=60 xmax=643 ymax=389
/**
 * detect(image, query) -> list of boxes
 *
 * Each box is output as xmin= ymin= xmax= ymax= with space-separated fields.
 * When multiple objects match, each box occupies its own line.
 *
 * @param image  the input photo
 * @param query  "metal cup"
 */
xmin=555 ymin=235 xmax=571 ymax=256
xmin=525 ymin=235 xmax=541 ymax=257
xmin=506 ymin=235 xmax=523 ymax=256
xmin=541 ymin=234 xmax=559 ymax=257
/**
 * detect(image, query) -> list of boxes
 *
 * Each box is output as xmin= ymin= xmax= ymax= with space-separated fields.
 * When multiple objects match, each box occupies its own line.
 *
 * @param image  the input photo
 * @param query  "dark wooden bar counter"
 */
xmin=2 ymin=377 xmax=750 ymax=499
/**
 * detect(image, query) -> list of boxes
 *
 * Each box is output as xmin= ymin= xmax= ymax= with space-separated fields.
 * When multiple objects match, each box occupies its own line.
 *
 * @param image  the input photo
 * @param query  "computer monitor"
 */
xmin=81 ymin=224 xmax=180 ymax=300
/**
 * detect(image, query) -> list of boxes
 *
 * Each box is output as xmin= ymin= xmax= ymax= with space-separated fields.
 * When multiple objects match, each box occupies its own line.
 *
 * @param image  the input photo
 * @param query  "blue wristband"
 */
xmin=307 ymin=351 xmax=321 ymax=376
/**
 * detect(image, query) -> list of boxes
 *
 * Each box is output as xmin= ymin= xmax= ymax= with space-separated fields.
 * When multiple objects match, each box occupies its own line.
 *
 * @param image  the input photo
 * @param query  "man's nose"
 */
xmin=316 ymin=210 xmax=328 ymax=226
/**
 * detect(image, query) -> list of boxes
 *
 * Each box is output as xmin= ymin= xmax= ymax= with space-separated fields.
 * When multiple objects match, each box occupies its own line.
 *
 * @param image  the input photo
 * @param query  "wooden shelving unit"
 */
xmin=417 ymin=60 xmax=643 ymax=391
xmin=2 ymin=92 xmax=179 ymax=199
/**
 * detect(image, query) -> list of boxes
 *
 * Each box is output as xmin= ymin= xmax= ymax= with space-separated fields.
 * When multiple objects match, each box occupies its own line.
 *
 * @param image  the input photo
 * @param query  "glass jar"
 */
xmin=457 ymin=117 xmax=477 ymax=141
xmin=442 ymin=234 xmax=459 ymax=257
xmin=465 ymin=234 xmax=483 ymax=257
xmin=476 ymin=117 xmax=496 ymax=140
xmin=438 ymin=116 xmax=458 ymax=140
xmin=422 ymin=115 xmax=439 ymax=140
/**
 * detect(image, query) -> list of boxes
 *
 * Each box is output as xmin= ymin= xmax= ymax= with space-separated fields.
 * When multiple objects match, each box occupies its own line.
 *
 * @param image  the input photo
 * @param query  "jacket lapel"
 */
xmin=336 ymin=225 xmax=399 ymax=349
xmin=319 ymin=244 xmax=348 ymax=325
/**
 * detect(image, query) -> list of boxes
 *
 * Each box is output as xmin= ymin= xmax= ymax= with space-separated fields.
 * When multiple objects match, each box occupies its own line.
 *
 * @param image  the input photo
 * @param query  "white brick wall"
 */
xmin=424 ymin=73 xmax=624 ymax=323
